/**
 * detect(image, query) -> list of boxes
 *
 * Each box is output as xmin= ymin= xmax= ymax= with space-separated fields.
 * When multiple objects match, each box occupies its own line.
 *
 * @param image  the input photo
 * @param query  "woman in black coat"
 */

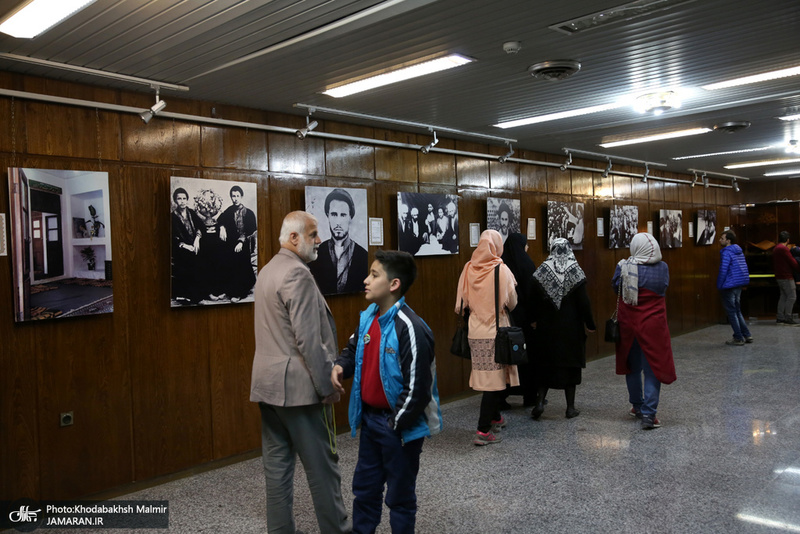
xmin=529 ymin=238 xmax=595 ymax=419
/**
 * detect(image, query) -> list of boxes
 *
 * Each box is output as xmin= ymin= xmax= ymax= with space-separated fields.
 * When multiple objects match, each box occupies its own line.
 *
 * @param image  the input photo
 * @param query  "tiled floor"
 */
xmin=66 ymin=321 xmax=800 ymax=533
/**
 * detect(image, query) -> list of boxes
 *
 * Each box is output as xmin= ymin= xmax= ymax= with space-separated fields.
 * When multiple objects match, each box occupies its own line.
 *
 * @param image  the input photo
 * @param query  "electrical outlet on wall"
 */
xmin=60 ymin=411 xmax=74 ymax=427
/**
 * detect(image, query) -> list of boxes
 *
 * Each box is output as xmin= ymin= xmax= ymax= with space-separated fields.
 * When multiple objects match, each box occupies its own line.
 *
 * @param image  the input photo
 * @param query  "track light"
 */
xmin=691 ymin=172 xmax=698 ymax=187
xmin=702 ymin=173 xmax=709 ymax=188
xmin=559 ymin=150 xmax=572 ymax=172
xmin=733 ymin=179 xmax=740 ymax=192
xmin=296 ymin=116 xmax=318 ymax=139
xmin=601 ymin=159 xmax=612 ymax=178
xmin=498 ymin=143 xmax=514 ymax=163
xmin=140 ymin=86 xmax=166 ymax=124
xmin=420 ymin=131 xmax=438 ymax=154
xmin=642 ymin=164 xmax=649 ymax=183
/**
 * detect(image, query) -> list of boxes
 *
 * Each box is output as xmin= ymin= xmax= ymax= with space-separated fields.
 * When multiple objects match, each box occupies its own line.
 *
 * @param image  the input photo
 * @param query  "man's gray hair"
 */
xmin=279 ymin=211 xmax=316 ymax=245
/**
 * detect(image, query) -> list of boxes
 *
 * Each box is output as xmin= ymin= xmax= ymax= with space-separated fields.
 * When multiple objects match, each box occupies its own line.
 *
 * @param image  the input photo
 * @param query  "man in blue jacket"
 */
xmin=717 ymin=230 xmax=752 ymax=345
xmin=332 ymin=250 xmax=442 ymax=534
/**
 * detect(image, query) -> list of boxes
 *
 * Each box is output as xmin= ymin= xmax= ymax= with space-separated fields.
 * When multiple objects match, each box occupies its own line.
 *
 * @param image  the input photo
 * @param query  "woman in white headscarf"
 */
xmin=612 ymin=232 xmax=676 ymax=430
xmin=529 ymin=238 xmax=595 ymax=420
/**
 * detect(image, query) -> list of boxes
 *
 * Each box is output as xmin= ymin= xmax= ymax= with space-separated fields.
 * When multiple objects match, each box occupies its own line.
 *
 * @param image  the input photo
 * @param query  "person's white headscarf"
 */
xmin=618 ymin=232 xmax=662 ymax=305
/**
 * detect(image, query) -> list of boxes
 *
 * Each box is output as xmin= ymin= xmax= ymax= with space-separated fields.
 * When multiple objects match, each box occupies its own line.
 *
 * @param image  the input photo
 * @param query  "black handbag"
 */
xmin=604 ymin=280 xmax=622 ymax=343
xmin=494 ymin=266 xmax=528 ymax=366
xmin=450 ymin=300 xmax=471 ymax=359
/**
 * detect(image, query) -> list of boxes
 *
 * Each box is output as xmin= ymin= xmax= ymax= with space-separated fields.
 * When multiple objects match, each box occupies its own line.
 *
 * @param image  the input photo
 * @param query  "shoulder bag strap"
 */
xmin=612 ymin=276 xmax=622 ymax=321
xmin=494 ymin=265 xmax=500 ymax=331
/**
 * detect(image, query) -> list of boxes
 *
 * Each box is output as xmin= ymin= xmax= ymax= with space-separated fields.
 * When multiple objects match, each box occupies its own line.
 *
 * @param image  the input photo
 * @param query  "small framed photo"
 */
xmin=647 ymin=221 xmax=654 ymax=234
xmin=0 ymin=213 xmax=7 ymax=256
xmin=527 ymin=218 xmax=536 ymax=240
xmin=470 ymin=223 xmax=481 ymax=247
xmin=688 ymin=222 xmax=695 ymax=239
xmin=596 ymin=217 xmax=604 ymax=237
xmin=369 ymin=217 xmax=384 ymax=246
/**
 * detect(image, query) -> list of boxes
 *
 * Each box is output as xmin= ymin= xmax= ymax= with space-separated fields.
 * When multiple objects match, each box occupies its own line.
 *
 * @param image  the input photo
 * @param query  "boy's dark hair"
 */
xmin=375 ymin=250 xmax=417 ymax=296
xmin=779 ymin=231 xmax=791 ymax=243
xmin=724 ymin=230 xmax=737 ymax=243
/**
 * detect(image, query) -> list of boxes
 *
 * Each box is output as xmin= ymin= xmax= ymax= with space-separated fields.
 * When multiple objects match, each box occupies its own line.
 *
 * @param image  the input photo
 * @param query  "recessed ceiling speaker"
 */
xmin=713 ymin=121 xmax=751 ymax=133
xmin=528 ymin=60 xmax=581 ymax=81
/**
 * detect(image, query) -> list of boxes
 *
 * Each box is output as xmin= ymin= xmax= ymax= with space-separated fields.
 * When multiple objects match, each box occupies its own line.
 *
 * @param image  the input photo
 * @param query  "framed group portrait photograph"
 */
xmin=487 ymin=197 xmax=520 ymax=243
xmin=305 ymin=186 xmax=369 ymax=295
xmin=8 ymin=167 xmax=113 ymax=322
xmin=547 ymin=200 xmax=585 ymax=250
xmin=609 ymin=205 xmax=638 ymax=249
xmin=170 ymin=177 xmax=258 ymax=307
xmin=397 ymin=192 xmax=459 ymax=256
xmin=659 ymin=209 xmax=683 ymax=249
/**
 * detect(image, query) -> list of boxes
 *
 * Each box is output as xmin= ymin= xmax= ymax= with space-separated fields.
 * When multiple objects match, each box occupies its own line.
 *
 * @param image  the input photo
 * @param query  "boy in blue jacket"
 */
xmin=717 ymin=230 xmax=752 ymax=345
xmin=332 ymin=250 xmax=442 ymax=534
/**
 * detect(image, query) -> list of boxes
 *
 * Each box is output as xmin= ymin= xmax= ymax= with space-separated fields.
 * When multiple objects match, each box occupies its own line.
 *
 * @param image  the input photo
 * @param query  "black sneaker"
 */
xmin=641 ymin=416 xmax=661 ymax=430
xmin=745 ymin=336 xmax=754 ymax=343
xmin=725 ymin=338 xmax=745 ymax=346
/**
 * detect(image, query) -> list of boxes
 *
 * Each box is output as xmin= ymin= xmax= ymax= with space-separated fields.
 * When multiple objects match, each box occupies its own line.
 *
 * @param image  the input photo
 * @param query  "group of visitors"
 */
xmin=248 ymin=208 xmax=798 ymax=533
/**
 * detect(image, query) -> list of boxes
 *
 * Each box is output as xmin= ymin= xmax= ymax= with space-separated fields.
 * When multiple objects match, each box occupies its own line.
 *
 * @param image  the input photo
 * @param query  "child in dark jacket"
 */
xmin=332 ymin=250 xmax=442 ymax=534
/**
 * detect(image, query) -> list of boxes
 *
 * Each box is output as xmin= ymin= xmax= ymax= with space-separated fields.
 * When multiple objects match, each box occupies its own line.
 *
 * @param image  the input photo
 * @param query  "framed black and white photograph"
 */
xmin=659 ymin=209 xmax=683 ymax=249
xmin=8 ymin=168 xmax=113 ymax=322
xmin=547 ymin=200 xmax=585 ymax=250
xmin=171 ymin=177 xmax=257 ymax=307
xmin=487 ymin=197 xmax=520 ymax=243
xmin=609 ymin=205 xmax=638 ymax=249
xmin=696 ymin=210 xmax=717 ymax=245
xmin=397 ymin=192 xmax=459 ymax=256
xmin=306 ymin=186 xmax=369 ymax=295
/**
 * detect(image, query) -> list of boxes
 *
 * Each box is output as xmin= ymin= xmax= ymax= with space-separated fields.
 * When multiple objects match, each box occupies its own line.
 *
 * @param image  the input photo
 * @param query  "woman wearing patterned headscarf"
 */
xmin=529 ymin=238 xmax=595 ymax=420
xmin=455 ymin=230 xmax=519 ymax=445
xmin=612 ymin=232 xmax=676 ymax=430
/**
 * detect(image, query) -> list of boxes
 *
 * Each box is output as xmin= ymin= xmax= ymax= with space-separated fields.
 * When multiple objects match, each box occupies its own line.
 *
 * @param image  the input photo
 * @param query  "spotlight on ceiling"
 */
xmin=691 ymin=172 xmax=698 ymax=187
xmin=420 ymin=131 xmax=438 ymax=154
xmin=559 ymin=150 xmax=572 ymax=172
xmin=601 ymin=159 xmax=612 ymax=178
xmin=139 ymin=87 xmax=166 ymax=124
xmin=296 ymin=118 xmax=318 ymax=140
xmin=787 ymin=140 xmax=799 ymax=154
xmin=498 ymin=143 xmax=514 ymax=163
xmin=642 ymin=164 xmax=649 ymax=183
xmin=634 ymin=91 xmax=680 ymax=115
xmin=732 ymin=178 xmax=740 ymax=192
xmin=702 ymin=173 xmax=709 ymax=188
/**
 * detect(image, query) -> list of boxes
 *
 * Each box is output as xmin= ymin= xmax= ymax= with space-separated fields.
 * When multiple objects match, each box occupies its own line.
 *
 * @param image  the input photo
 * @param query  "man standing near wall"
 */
xmin=717 ymin=230 xmax=752 ymax=345
xmin=774 ymin=231 xmax=800 ymax=326
xmin=250 ymin=211 xmax=351 ymax=534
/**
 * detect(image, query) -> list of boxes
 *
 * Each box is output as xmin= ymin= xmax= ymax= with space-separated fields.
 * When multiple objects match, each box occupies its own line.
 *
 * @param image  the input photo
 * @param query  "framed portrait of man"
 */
xmin=487 ymin=197 xmax=520 ymax=243
xmin=609 ymin=205 xmax=638 ymax=249
xmin=547 ymin=200 xmax=585 ymax=250
xmin=170 ymin=177 xmax=258 ymax=307
xmin=397 ymin=192 xmax=459 ymax=256
xmin=696 ymin=210 xmax=717 ymax=245
xmin=305 ymin=186 xmax=369 ymax=295
xmin=658 ymin=209 xmax=683 ymax=249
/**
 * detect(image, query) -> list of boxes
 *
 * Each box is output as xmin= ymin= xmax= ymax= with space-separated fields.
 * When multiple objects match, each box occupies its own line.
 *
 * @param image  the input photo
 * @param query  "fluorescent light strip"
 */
xmin=764 ymin=168 xmax=800 ymax=176
xmin=725 ymin=158 xmax=800 ymax=169
xmin=322 ymin=54 xmax=473 ymax=98
xmin=702 ymin=65 xmax=800 ymax=90
xmin=779 ymin=113 xmax=800 ymax=121
xmin=736 ymin=513 xmax=800 ymax=533
xmin=600 ymin=128 xmax=712 ymax=148
xmin=672 ymin=146 xmax=775 ymax=160
xmin=494 ymin=103 xmax=624 ymax=129
xmin=0 ymin=0 xmax=95 ymax=38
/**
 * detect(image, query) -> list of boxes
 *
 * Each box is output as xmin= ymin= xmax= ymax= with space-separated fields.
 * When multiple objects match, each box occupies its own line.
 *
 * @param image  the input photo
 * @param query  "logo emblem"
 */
xmin=363 ymin=333 xmax=371 ymax=344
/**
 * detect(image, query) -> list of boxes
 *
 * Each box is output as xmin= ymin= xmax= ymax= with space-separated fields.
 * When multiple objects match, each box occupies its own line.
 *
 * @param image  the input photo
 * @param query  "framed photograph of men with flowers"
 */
xmin=170 ymin=177 xmax=257 ymax=307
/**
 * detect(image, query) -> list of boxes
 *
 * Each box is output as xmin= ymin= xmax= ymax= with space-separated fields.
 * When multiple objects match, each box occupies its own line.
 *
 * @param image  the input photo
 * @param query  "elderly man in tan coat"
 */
xmin=251 ymin=211 xmax=351 ymax=534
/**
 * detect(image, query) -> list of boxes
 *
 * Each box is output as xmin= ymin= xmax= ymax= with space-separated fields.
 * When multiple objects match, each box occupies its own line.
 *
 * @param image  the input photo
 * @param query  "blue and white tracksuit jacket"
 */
xmin=335 ymin=297 xmax=443 ymax=443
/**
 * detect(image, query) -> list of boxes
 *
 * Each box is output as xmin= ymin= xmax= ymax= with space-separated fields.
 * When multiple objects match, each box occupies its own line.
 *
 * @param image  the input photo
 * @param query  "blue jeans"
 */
xmin=720 ymin=287 xmax=751 ymax=340
xmin=353 ymin=409 xmax=424 ymax=534
xmin=626 ymin=339 xmax=661 ymax=418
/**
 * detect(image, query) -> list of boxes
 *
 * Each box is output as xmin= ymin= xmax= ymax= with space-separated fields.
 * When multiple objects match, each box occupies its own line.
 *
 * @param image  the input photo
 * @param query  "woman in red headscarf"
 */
xmin=455 ymin=229 xmax=519 ymax=445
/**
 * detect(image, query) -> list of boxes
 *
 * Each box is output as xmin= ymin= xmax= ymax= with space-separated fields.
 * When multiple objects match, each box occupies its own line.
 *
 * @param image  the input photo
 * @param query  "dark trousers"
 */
xmin=477 ymin=390 xmax=502 ymax=433
xmin=352 ymin=409 xmax=423 ymax=534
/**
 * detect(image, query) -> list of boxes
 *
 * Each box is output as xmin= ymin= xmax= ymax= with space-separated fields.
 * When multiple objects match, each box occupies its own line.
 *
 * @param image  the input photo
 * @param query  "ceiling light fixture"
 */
xmin=601 ymin=159 xmax=613 ymax=178
xmin=702 ymin=173 xmax=709 ymax=188
xmin=498 ymin=143 xmax=514 ymax=163
xmin=778 ymin=113 xmax=800 ymax=121
xmin=559 ymin=150 xmax=573 ymax=172
xmin=786 ymin=140 xmax=799 ymax=154
xmin=296 ymin=115 xmax=318 ymax=140
xmin=494 ymin=102 xmax=624 ymax=129
xmin=732 ymin=179 xmax=740 ymax=192
xmin=764 ymin=168 xmax=800 ymax=177
xmin=702 ymin=65 xmax=800 ymax=90
xmin=634 ymin=91 xmax=680 ymax=115
xmin=672 ymin=146 xmax=774 ymax=160
xmin=599 ymin=127 xmax=712 ymax=148
xmin=691 ymin=172 xmax=698 ymax=187
xmin=0 ymin=0 xmax=95 ymax=38
xmin=420 ymin=131 xmax=438 ymax=154
xmin=321 ymin=54 xmax=473 ymax=98
xmin=642 ymin=164 xmax=649 ymax=183
xmin=725 ymin=158 xmax=800 ymax=169
xmin=549 ymin=0 xmax=696 ymax=35
xmin=139 ymin=87 xmax=166 ymax=124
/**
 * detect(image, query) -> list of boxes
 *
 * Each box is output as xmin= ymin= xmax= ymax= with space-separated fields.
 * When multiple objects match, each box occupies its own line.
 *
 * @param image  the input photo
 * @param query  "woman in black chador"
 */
xmin=171 ymin=188 xmax=204 ymax=304
xmin=217 ymin=185 xmax=257 ymax=302
xmin=529 ymin=238 xmax=595 ymax=419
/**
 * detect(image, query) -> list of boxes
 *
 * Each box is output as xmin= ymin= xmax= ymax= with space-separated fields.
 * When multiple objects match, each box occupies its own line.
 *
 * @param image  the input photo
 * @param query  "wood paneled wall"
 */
xmin=1 ymin=72 xmax=736 ymax=502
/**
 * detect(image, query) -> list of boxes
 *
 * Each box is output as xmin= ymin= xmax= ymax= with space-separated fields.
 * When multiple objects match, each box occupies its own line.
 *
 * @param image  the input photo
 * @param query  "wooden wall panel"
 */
xmin=0 ymin=71 xmax=740 ymax=502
